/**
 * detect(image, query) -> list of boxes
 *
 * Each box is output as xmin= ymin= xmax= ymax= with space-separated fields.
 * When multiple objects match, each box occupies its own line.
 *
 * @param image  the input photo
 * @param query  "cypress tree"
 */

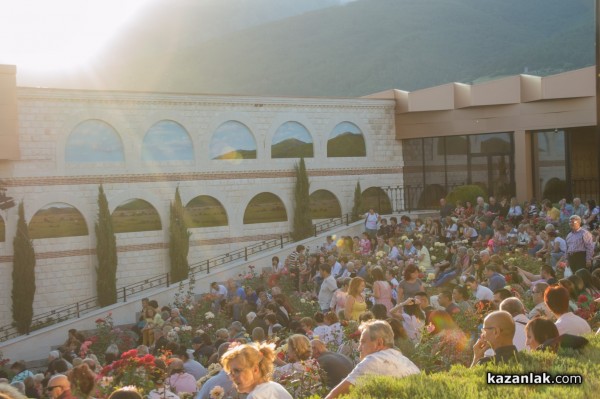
xmin=12 ymin=201 xmax=36 ymax=334
xmin=351 ymin=181 xmax=363 ymax=222
xmin=96 ymin=184 xmax=118 ymax=307
xmin=292 ymin=157 xmax=312 ymax=241
xmin=169 ymin=187 xmax=190 ymax=283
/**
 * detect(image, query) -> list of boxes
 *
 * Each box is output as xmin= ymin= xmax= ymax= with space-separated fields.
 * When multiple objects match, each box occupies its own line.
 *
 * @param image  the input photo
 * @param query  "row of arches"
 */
xmin=65 ymin=119 xmax=367 ymax=163
xmin=0 ymin=188 xmax=392 ymax=241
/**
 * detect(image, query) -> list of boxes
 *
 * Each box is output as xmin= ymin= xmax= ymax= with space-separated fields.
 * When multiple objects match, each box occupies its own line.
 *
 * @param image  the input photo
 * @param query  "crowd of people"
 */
xmin=1 ymin=197 xmax=599 ymax=399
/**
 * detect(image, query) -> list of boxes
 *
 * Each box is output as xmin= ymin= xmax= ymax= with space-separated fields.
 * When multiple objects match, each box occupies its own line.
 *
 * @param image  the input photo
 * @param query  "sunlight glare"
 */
xmin=0 ymin=0 xmax=151 ymax=73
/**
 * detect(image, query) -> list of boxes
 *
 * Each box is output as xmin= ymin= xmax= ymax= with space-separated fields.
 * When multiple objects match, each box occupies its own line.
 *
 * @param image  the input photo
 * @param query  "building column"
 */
xmin=513 ymin=130 xmax=533 ymax=202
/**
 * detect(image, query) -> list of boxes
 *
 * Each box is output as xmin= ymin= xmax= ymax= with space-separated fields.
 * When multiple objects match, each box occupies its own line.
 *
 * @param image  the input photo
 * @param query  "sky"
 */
xmin=0 ymin=0 xmax=152 ymax=74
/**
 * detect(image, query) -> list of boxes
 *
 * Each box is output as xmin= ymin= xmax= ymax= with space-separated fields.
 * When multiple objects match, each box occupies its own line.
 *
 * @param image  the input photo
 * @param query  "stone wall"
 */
xmin=0 ymin=88 xmax=402 ymax=328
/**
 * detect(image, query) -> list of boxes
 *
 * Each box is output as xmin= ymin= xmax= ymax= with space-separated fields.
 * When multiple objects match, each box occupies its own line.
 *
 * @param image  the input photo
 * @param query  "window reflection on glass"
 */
xmin=532 ymin=130 xmax=566 ymax=202
xmin=469 ymin=133 xmax=511 ymax=154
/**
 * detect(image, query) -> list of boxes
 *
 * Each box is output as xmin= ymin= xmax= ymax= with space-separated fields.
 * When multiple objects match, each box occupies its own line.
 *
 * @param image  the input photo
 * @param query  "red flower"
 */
xmin=142 ymin=354 xmax=155 ymax=364
xmin=95 ymin=318 xmax=105 ymax=324
xmin=121 ymin=349 xmax=138 ymax=359
xmin=578 ymin=295 xmax=588 ymax=304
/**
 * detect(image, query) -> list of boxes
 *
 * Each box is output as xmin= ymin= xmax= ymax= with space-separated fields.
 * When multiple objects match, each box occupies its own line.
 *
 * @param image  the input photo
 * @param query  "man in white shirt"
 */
xmin=325 ymin=320 xmax=420 ymax=399
xmin=545 ymin=285 xmax=591 ymax=336
xmin=465 ymin=276 xmax=494 ymax=302
xmin=499 ymin=298 xmax=529 ymax=351
xmin=209 ymin=282 xmax=228 ymax=313
xmin=318 ymin=264 xmax=338 ymax=312
xmin=329 ymin=255 xmax=342 ymax=279
xmin=528 ymin=282 xmax=554 ymax=320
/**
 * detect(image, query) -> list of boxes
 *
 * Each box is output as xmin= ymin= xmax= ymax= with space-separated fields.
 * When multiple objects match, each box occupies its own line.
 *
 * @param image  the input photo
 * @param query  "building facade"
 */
xmin=0 ymin=65 xmax=597 ymax=330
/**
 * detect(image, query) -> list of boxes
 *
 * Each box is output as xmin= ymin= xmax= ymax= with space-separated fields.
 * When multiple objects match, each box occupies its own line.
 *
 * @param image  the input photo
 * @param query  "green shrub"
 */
xmin=446 ymin=185 xmax=488 ymax=207
xmin=344 ymin=334 xmax=600 ymax=399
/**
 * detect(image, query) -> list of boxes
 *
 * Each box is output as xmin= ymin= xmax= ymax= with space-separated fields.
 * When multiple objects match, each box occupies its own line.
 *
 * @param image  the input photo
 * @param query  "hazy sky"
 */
xmin=0 ymin=0 xmax=152 ymax=73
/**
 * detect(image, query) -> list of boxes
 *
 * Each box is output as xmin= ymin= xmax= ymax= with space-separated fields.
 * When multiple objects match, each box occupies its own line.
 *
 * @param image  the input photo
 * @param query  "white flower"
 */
xmin=196 ymin=329 xmax=204 ymax=335
xmin=186 ymin=304 xmax=194 ymax=311
xmin=300 ymin=298 xmax=306 ymax=303
xmin=205 ymin=311 xmax=215 ymax=319
xmin=431 ymin=256 xmax=437 ymax=261
xmin=209 ymin=386 xmax=225 ymax=399
xmin=182 ymin=325 xmax=192 ymax=331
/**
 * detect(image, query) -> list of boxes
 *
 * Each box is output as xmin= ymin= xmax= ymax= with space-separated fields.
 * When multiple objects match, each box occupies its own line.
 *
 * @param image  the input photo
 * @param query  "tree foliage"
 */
xmin=169 ymin=187 xmax=191 ymax=283
xmin=96 ymin=184 xmax=118 ymax=307
xmin=12 ymin=201 xmax=36 ymax=334
xmin=292 ymin=158 xmax=312 ymax=241
xmin=351 ymin=181 xmax=362 ymax=222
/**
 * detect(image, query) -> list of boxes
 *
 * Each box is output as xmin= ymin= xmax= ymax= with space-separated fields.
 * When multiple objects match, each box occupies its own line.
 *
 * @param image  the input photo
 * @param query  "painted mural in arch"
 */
xmin=111 ymin=199 xmax=162 ymax=233
xmin=327 ymin=122 xmax=366 ymax=157
xmin=142 ymin=120 xmax=194 ymax=162
xmin=361 ymin=187 xmax=392 ymax=214
xmin=271 ymin=122 xmax=314 ymax=158
xmin=243 ymin=193 xmax=287 ymax=224
xmin=210 ymin=121 xmax=257 ymax=160
xmin=309 ymin=190 xmax=342 ymax=219
xmin=65 ymin=119 xmax=125 ymax=163
xmin=29 ymin=203 xmax=88 ymax=239
xmin=0 ymin=216 xmax=5 ymax=242
xmin=185 ymin=195 xmax=228 ymax=228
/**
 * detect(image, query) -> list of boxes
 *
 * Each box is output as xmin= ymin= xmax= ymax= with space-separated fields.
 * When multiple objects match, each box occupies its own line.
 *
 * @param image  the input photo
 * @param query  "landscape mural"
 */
xmin=243 ymin=193 xmax=287 ymax=224
xmin=309 ymin=190 xmax=342 ymax=219
xmin=185 ymin=195 xmax=228 ymax=228
xmin=271 ymin=121 xmax=314 ymax=158
xmin=0 ymin=216 xmax=5 ymax=242
xmin=327 ymin=121 xmax=366 ymax=157
xmin=28 ymin=203 xmax=88 ymax=239
xmin=210 ymin=121 xmax=257 ymax=160
xmin=65 ymin=119 xmax=125 ymax=163
xmin=361 ymin=187 xmax=392 ymax=214
xmin=142 ymin=120 xmax=194 ymax=161
xmin=111 ymin=199 xmax=162 ymax=233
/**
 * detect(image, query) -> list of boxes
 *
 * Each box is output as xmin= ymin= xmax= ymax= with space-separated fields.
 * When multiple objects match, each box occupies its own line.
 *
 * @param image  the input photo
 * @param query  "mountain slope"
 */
xmin=41 ymin=0 xmax=594 ymax=97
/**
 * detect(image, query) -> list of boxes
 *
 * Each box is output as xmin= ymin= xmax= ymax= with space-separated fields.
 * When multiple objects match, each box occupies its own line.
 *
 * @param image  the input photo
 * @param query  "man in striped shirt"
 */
xmin=565 ymin=215 xmax=594 ymax=271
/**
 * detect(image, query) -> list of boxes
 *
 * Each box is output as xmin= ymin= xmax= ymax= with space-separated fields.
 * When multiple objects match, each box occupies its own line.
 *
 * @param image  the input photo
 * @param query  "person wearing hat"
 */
xmin=566 ymin=215 xmax=595 ymax=272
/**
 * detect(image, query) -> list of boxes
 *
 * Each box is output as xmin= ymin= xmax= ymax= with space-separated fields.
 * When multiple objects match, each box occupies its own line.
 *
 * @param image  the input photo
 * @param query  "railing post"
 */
xmin=345 ymin=214 xmax=349 ymax=226
xmin=207 ymin=259 xmax=210 ymax=274
xmin=245 ymin=247 xmax=248 ymax=261
xmin=280 ymin=235 xmax=283 ymax=248
xmin=314 ymin=224 xmax=317 ymax=237
xmin=122 ymin=287 xmax=127 ymax=302
xmin=76 ymin=302 xmax=80 ymax=318
xmin=166 ymin=273 xmax=170 ymax=287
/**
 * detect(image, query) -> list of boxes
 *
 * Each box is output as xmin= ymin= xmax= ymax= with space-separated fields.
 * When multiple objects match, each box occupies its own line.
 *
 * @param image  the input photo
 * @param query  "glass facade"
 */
xmin=402 ymin=132 xmax=514 ymax=209
xmin=532 ymin=126 xmax=599 ymax=202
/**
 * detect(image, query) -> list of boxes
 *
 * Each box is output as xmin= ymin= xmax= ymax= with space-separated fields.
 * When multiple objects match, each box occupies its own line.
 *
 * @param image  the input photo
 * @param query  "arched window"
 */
xmin=29 ymin=203 xmax=88 ymax=239
xmin=65 ymin=120 xmax=124 ymax=163
xmin=111 ymin=199 xmax=162 ymax=233
xmin=142 ymin=120 xmax=194 ymax=161
xmin=0 ymin=215 xmax=5 ymax=242
xmin=327 ymin=122 xmax=366 ymax=157
xmin=271 ymin=122 xmax=314 ymax=158
xmin=361 ymin=187 xmax=392 ymax=214
xmin=243 ymin=193 xmax=287 ymax=224
xmin=185 ymin=196 xmax=228 ymax=227
xmin=210 ymin=121 xmax=257 ymax=160
xmin=309 ymin=190 xmax=341 ymax=219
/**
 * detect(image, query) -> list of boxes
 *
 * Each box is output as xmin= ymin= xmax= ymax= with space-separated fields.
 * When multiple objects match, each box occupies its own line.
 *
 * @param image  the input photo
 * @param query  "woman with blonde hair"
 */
xmin=344 ymin=277 xmax=367 ymax=321
xmin=221 ymin=343 xmax=292 ymax=399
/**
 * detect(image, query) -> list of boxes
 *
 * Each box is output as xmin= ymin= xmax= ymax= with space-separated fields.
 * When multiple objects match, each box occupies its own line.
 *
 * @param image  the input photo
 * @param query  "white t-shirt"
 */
xmin=247 ymin=381 xmax=292 ymax=399
xmin=475 ymin=285 xmax=494 ymax=301
xmin=364 ymin=212 xmax=379 ymax=230
xmin=318 ymin=275 xmax=338 ymax=311
xmin=344 ymin=348 xmax=420 ymax=385
xmin=512 ymin=314 xmax=529 ymax=351
xmin=211 ymin=284 xmax=228 ymax=298
xmin=555 ymin=312 xmax=592 ymax=336
xmin=313 ymin=325 xmax=333 ymax=344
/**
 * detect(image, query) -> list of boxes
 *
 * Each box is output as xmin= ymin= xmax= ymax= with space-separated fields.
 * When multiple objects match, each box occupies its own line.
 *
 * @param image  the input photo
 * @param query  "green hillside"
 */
xmin=271 ymin=138 xmax=314 ymax=158
xmin=43 ymin=0 xmax=594 ymax=97
xmin=328 ymin=133 xmax=367 ymax=157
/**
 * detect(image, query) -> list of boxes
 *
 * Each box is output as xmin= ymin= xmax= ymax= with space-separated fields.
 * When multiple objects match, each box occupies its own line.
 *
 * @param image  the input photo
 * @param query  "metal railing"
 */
xmin=0 ymin=212 xmax=359 ymax=342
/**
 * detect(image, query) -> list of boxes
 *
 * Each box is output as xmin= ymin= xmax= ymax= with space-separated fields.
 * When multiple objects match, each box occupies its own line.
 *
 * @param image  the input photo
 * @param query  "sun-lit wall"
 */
xmin=0 ymin=87 xmax=402 ymax=327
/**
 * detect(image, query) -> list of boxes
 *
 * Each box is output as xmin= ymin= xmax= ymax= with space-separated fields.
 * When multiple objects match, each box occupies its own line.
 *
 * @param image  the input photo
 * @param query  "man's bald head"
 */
xmin=483 ymin=310 xmax=515 ymax=348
